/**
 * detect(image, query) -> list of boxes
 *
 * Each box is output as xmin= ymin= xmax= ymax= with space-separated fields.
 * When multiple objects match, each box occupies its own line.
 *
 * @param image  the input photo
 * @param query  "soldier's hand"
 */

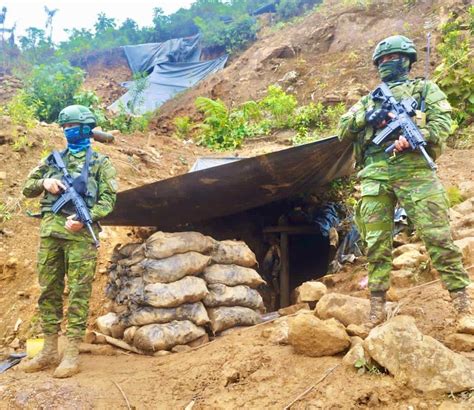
xmin=365 ymin=108 xmax=391 ymax=128
xmin=65 ymin=214 xmax=84 ymax=232
xmin=394 ymin=136 xmax=410 ymax=152
xmin=43 ymin=178 xmax=66 ymax=194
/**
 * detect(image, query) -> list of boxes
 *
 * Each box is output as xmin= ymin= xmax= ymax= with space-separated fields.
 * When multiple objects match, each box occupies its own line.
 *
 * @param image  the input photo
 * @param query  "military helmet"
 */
xmin=58 ymin=105 xmax=96 ymax=128
xmin=372 ymin=35 xmax=417 ymax=66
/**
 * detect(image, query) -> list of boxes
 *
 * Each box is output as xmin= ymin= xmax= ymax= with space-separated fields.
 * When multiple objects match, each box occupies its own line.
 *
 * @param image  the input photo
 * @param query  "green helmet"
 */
xmin=372 ymin=35 xmax=417 ymax=66
xmin=58 ymin=105 xmax=96 ymax=128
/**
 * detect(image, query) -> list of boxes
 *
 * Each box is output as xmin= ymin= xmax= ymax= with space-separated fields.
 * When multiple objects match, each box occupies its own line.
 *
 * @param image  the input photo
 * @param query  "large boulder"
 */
xmin=288 ymin=314 xmax=350 ymax=357
xmin=295 ymin=281 xmax=327 ymax=303
xmin=453 ymin=237 xmax=474 ymax=266
xmin=392 ymin=250 xmax=428 ymax=270
xmin=364 ymin=316 xmax=474 ymax=393
xmin=444 ymin=333 xmax=474 ymax=352
xmin=315 ymin=293 xmax=370 ymax=326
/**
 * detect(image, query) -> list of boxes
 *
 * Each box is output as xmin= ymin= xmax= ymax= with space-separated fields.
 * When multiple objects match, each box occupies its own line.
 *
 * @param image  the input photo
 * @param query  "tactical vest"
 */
xmin=39 ymin=150 xmax=106 ymax=214
xmin=354 ymin=79 xmax=446 ymax=166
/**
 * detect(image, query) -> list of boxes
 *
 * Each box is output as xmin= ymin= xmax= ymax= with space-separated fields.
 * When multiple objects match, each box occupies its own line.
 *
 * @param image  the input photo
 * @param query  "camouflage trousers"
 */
xmin=355 ymin=166 xmax=470 ymax=293
xmin=37 ymin=236 xmax=97 ymax=338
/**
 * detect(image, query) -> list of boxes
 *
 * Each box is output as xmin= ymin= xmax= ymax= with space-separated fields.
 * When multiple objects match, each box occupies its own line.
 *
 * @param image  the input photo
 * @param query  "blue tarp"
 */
xmin=122 ymin=34 xmax=202 ymax=74
xmin=108 ymin=55 xmax=229 ymax=115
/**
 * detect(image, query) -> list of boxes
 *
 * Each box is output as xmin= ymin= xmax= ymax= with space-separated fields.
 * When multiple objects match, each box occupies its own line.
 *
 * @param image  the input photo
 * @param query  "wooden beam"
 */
xmin=263 ymin=225 xmax=320 ymax=235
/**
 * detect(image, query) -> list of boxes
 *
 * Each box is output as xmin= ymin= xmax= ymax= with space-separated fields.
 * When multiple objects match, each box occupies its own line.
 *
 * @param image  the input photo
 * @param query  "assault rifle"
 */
xmin=50 ymin=151 xmax=100 ymax=248
xmin=371 ymin=82 xmax=437 ymax=170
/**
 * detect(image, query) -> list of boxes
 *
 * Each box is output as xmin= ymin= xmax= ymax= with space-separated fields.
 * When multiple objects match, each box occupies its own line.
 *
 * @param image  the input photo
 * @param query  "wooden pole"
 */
xmin=280 ymin=231 xmax=290 ymax=308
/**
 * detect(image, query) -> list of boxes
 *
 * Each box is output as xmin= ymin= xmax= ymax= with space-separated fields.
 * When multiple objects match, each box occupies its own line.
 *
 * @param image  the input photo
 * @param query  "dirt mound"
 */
xmin=0 ymin=74 xmax=23 ymax=105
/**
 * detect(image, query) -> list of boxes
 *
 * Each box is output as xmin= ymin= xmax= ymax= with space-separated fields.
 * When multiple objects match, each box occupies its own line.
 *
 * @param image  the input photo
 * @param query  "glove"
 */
xmin=365 ymin=108 xmax=390 ymax=128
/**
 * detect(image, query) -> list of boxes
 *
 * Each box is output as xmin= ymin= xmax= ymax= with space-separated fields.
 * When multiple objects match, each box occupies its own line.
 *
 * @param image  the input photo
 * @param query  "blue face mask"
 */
xmin=64 ymin=125 xmax=91 ymax=154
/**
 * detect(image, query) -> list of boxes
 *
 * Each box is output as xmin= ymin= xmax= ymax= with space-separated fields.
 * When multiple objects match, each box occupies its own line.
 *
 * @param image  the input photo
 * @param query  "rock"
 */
xmin=390 ymin=269 xmax=416 ymax=288
xmin=458 ymin=181 xmax=474 ymax=198
xmin=350 ymin=336 xmax=364 ymax=347
xmin=392 ymin=243 xmax=424 ymax=257
xmin=393 ymin=231 xmax=410 ymax=247
xmin=295 ymin=281 xmax=327 ymax=303
xmin=453 ymin=227 xmax=474 ymax=241
xmin=457 ymin=316 xmax=474 ymax=335
xmin=266 ymin=44 xmax=297 ymax=60
xmin=171 ymin=344 xmax=192 ymax=353
xmin=343 ymin=343 xmax=371 ymax=367
xmin=346 ymin=324 xmax=369 ymax=339
xmin=261 ymin=319 xmax=289 ymax=345
xmin=364 ymin=315 xmax=474 ymax=393
xmin=454 ymin=237 xmax=474 ymax=265
xmin=288 ymin=315 xmax=350 ymax=357
xmin=453 ymin=198 xmax=474 ymax=214
xmin=9 ymin=338 xmax=20 ymax=349
xmin=316 ymin=293 xmax=370 ymax=326
xmin=0 ymin=171 xmax=6 ymax=180
xmin=84 ymin=331 xmax=96 ymax=344
xmin=6 ymin=257 xmax=18 ymax=268
xmin=278 ymin=303 xmax=310 ymax=316
xmin=392 ymin=250 xmax=428 ymax=270
xmin=278 ymin=70 xmax=299 ymax=83
xmin=444 ymin=333 xmax=474 ymax=352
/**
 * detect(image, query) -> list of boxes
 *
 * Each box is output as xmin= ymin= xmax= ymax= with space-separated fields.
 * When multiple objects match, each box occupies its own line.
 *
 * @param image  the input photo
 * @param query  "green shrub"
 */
xmin=24 ymin=61 xmax=85 ymax=123
xmin=3 ymin=91 xmax=37 ymax=128
xmin=446 ymin=186 xmax=465 ymax=207
xmin=259 ymin=85 xmax=297 ymax=128
xmin=173 ymin=116 xmax=194 ymax=139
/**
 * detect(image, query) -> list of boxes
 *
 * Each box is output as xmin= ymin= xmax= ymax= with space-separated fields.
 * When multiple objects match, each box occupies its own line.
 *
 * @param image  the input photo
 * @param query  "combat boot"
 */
xmin=19 ymin=334 xmax=59 ymax=373
xmin=450 ymin=288 xmax=473 ymax=316
xmin=53 ymin=338 xmax=81 ymax=378
xmin=362 ymin=291 xmax=387 ymax=334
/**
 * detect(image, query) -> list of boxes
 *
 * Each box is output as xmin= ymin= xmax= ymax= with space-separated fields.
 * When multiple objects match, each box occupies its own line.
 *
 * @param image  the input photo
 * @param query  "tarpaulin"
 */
xmin=102 ymin=136 xmax=354 ymax=228
xmin=108 ymin=55 xmax=228 ymax=115
xmin=122 ymin=34 xmax=202 ymax=74
xmin=189 ymin=157 xmax=243 ymax=172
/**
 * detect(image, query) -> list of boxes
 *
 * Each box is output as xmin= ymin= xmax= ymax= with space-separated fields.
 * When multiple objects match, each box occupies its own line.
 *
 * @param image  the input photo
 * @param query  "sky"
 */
xmin=0 ymin=0 xmax=195 ymax=43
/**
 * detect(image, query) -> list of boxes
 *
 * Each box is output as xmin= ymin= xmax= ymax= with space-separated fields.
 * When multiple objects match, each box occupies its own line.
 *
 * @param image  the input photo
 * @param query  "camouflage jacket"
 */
xmin=337 ymin=78 xmax=452 ymax=180
xmin=23 ymin=149 xmax=117 ymax=242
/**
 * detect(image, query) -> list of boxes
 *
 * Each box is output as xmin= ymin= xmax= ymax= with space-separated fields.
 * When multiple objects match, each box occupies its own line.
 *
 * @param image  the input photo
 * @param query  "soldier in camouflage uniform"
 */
xmin=337 ymin=35 xmax=471 ymax=330
xmin=20 ymin=105 xmax=117 ymax=378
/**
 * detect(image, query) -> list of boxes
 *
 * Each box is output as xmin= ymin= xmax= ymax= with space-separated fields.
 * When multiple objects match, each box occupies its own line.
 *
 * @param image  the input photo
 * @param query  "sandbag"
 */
xmin=132 ymin=252 xmax=211 ymax=283
xmin=115 ymin=277 xmax=144 ymax=305
xmin=117 ymin=245 xmax=146 ymax=267
xmin=203 ymin=284 xmax=265 ymax=311
xmin=96 ymin=312 xmax=119 ymax=336
xmin=123 ymin=326 xmax=138 ymax=345
xmin=121 ymin=302 xmax=210 ymax=327
xmin=211 ymin=240 xmax=257 ymax=267
xmin=202 ymin=264 xmax=266 ymax=288
xmin=144 ymin=231 xmax=216 ymax=259
xmin=140 ymin=276 xmax=208 ymax=308
xmin=118 ymin=243 xmax=144 ymax=258
xmin=208 ymin=306 xmax=261 ymax=333
xmin=133 ymin=320 xmax=206 ymax=352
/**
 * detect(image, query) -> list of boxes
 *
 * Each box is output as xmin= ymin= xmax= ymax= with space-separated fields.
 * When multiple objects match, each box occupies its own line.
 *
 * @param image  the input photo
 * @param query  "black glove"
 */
xmin=365 ymin=108 xmax=390 ymax=128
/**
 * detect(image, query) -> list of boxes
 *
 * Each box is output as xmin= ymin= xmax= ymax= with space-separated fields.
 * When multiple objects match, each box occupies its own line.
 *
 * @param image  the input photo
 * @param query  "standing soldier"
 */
xmin=337 ymin=35 xmax=472 ymax=330
xmin=20 ymin=105 xmax=117 ymax=378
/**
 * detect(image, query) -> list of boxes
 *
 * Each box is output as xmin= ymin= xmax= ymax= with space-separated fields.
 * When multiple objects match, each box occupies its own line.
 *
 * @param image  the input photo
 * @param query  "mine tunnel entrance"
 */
xmin=184 ymin=197 xmax=341 ymax=312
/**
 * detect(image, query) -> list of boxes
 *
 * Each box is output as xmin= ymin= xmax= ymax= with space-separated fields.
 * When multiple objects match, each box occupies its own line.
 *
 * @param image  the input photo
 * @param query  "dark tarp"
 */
xmin=108 ymin=55 xmax=228 ymax=115
xmin=103 ymin=137 xmax=354 ymax=228
xmin=189 ymin=157 xmax=243 ymax=172
xmin=122 ymin=34 xmax=202 ymax=74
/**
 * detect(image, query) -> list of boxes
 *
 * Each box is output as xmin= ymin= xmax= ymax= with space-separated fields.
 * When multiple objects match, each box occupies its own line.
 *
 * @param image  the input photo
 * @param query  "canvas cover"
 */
xmin=122 ymin=34 xmax=202 ymax=74
xmin=108 ymin=55 xmax=228 ymax=114
xmin=103 ymin=137 xmax=354 ymax=228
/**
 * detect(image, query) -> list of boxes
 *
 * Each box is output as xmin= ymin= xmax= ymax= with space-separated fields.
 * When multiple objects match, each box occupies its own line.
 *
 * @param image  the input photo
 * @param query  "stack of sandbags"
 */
xmin=202 ymin=240 xmax=266 ymax=334
xmin=103 ymin=231 xmax=216 ymax=353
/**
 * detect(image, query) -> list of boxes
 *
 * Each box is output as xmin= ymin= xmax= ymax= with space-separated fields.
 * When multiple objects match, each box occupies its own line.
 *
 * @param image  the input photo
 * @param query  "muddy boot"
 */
xmin=450 ymin=288 xmax=474 ymax=334
xmin=53 ymin=338 xmax=81 ymax=378
xmin=363 ymin=291 xmax=387 ymax=334
xmin=19 ymin=334 xmax=59 ymax=373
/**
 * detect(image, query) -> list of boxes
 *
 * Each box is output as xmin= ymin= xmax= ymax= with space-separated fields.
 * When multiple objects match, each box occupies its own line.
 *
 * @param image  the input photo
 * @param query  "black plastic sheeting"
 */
xmin=122 ymin=34 xmax=202 ymax=74
xmin=108 ymin=55 xmax=228 ymax=115
xmin=103 ymin=137 xmax=354 ymax=228
xmin=189 ymin=157 xmax=243 ymax=172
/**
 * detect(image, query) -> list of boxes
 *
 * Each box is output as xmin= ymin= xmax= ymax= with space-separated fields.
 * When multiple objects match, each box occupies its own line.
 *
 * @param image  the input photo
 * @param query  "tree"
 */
xmin=94 ymin=13 xmax=116 ymax=33
xmin=44 ymin=6 xmax=59 ymax=41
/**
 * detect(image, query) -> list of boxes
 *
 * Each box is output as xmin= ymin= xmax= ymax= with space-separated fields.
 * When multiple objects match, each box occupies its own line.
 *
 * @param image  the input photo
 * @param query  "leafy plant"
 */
xmin=24 ymin=61 xmax=85 ymax=122
xmin=259 ymin=85 xmax=297 ymax=128
xmin=0 ymin=202 xmax=12 ymax=223
xmin=446 ymin=186 xmax=465 ymax=207
xmin=173 ymin=116 xmax=194 ymax=139
xmin=354 ymin=358 xmax=383 ymax=375
xmin=3 ymin=91 xmax=37 ymax=129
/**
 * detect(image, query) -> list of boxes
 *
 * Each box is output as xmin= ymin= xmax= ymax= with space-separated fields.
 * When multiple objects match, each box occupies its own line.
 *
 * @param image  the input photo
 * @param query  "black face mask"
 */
xmin=377 ymin=57 xmax=410 ymax=82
